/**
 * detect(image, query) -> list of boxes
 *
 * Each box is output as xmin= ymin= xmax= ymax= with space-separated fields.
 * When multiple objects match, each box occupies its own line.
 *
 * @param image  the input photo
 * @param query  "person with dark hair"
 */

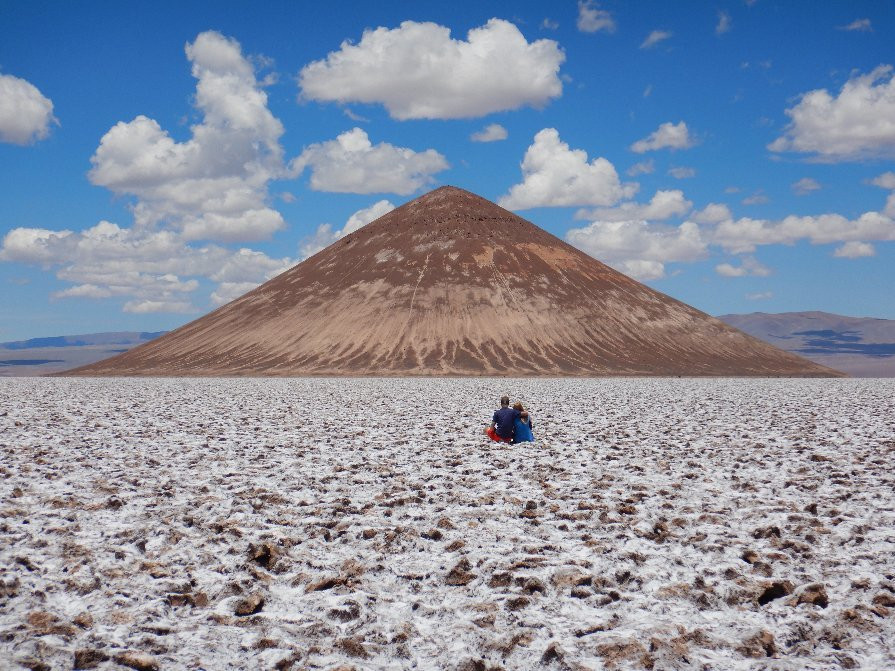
xmin=512 ymin=402 xmax=534 ymax=443
xmin=485 ymin=395 xmax=520 ymax=443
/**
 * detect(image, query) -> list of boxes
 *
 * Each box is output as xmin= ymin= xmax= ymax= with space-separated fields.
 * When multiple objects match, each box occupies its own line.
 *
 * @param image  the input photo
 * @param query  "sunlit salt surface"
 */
xmin=1 ymin=377 xmax=893 ymax=670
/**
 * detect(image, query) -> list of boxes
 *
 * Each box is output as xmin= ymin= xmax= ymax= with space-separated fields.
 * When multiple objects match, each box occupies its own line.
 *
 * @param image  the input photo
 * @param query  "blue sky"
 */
xmin=1 ymin=0 xmax=894 ymax=341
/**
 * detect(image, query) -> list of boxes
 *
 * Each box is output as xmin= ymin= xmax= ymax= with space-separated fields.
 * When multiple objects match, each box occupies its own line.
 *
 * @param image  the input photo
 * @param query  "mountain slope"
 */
xmin=67 ymin=187 xmax=839 ymax=377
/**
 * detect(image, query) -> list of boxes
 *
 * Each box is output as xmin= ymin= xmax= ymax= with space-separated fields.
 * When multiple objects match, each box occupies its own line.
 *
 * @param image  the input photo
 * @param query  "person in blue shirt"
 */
xmin=512 ymin=402 xmax=534 ymax=443
xmin=486 ymin=395 xmax=519 ymax=443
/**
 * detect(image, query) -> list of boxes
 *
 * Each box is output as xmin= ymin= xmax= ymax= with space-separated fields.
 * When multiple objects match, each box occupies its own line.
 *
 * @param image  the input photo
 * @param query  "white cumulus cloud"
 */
xmin=300 ymin=200 xmax=396 ymax=260
xmin=627 ymin=159 xmax=654 ymax=176
xmin=20 ymin=225 xmax=212 ymax=313
xmin=768 ymin=65 xmax=895 ymax=161
xmin=716 ymin=11 xmax=731 ymax=35
xmin=470 ymin=124 xmax=508 ymax=143
xmin=792 ymin=177 xmax=821 ymax=195
xmin=869 ymin=171 xmax=895 ymax=190
xmin=2 ymin=222 xmax=194 ymax=279
xmin=292 ymin=128 xmax=448 ymax=195
xmin=51 ymin=271 xmax=200 ymax=302
xmin=179 ymin=209 xmax=286 ymax=243
xmin=124 ymin=300 xmax=195 ymax=314
xmin=207 ymin=248 xmax=295 ymax=306
xmin=668 ymin=166 xmax=696 ymax=179
xmin=833 ymin=241 xmax=875 ymax=258
xmin=89 ymin=31 xmax=288 ymax=241
xmin=615 ymin=260 xmax=666 ymax=281
xmin=575 ymin=190 xmax=692 ymax=222
xmin=0 ymin=74 xmax=57 ymax=145
xmin=630 ymin=121 xmax=695 ymax=153
xmin=742 ymin=192 xmax=769 ymax=205
xmin=343 ymin=200 xmax=396 ymax=234
xmin=0 ymin=227 xmax=73 ymax=265
xmin=577 ymin=1 xmax=616 ymax=33
xmin=298 ymin=19 xmax=565 ymax=120
xmin=640 ymin=30 xmax=672 ymax=49
xmin=691 ymin=203 xmax=732 ymax=224
xmin=712 ymin=211 xmax=895 ymax=254
xmin=0 ymin=31 xmax=303 ymax=313
xmin=209 ymin=282 xmax=264 ymax=306
xmin=208 ymin=247 xmax=293 ymax=284
xmin=0 ymin=220 xmax=293 ymax=313
xmin=499 ymin=128 xmax=636 ymax=209
xmin=715 ymin=256 xmax=772 ymax=277
xmin=566 ymin=219 xmax=707 ymax=280
xmin=838 ymin=18 xmax=872 ymax=32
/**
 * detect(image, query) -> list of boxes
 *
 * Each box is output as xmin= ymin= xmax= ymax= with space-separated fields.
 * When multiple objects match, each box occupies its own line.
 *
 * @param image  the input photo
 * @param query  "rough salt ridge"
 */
xmin=1 ymin=377 xmax=894 ymax=670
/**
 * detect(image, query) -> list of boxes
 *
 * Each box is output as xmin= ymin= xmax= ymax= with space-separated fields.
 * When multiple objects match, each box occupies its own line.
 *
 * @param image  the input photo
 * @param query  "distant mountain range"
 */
xmin=2 ymin=331 xmax=166 ymax=350
xmin=0 ymin=331 xmax=165 ymax=377
xmin=3 ymin=312 xmax=893 ymax=378
xmin=718 ymin=312 xmax=895 ymax=377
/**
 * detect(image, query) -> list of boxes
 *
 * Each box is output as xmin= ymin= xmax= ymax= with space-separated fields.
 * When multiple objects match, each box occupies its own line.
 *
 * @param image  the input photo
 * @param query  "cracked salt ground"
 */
xmin=0 ymin=378 xmax=893 ymax=670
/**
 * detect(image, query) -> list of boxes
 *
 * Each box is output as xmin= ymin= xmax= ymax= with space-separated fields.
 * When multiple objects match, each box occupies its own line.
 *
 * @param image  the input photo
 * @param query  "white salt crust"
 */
xmin=0 ymin=377 xmax=893 ymax=670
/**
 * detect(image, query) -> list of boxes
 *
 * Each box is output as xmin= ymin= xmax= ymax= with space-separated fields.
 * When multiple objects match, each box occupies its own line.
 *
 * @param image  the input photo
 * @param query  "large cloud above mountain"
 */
xmin=299 ymin=19 xmax=565 ymax=120
xmin=499 ymin=129 xmax=636 ymax=209
xmin=292 ymin=128 xmax=448 ymax=195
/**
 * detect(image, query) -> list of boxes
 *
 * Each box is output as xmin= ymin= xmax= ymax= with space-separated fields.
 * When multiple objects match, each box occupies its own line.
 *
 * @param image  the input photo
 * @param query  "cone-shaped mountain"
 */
xmin=68 ymin=186 xmax=840 ymax=376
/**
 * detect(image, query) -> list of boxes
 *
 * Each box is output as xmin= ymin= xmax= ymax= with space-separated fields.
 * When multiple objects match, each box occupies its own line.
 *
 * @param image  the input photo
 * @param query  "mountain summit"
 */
xmin=68 ymin=186 xmax=839 ymax=376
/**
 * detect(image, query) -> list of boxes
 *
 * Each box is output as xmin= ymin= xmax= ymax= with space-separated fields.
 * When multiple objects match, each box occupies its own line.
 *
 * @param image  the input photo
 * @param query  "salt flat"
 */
xmin=1 ymin=378 xmax=893 ymax=671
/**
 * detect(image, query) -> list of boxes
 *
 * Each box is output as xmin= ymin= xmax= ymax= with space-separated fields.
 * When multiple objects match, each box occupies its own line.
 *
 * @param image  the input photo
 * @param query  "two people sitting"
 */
xmin=486 ymin=395 xmax=534 ymax=444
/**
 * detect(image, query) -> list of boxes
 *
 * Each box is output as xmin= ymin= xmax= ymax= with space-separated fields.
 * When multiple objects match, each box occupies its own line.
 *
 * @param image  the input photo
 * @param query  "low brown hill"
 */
xmin=67 ymin=186 xmax=841 ymax=377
